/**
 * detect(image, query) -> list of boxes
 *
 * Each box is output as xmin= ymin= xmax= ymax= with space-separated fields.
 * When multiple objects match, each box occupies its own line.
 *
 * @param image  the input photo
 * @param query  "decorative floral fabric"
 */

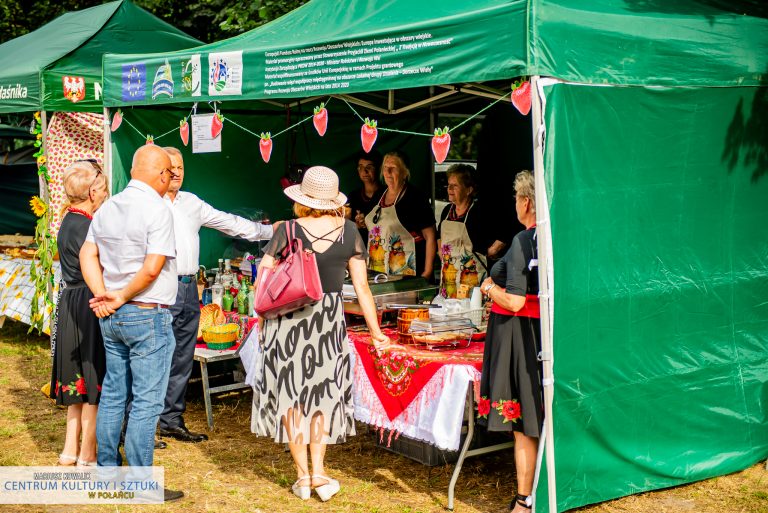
xmin=349 ymin=328 xmax=483 ymax=421
xmin=45 ymin=112 xmax=104 ymax=235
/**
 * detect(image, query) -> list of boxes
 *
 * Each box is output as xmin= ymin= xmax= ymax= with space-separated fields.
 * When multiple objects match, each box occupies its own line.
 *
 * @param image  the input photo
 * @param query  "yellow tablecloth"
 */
xmin=0 ymin=254 xmax=60 ymax=335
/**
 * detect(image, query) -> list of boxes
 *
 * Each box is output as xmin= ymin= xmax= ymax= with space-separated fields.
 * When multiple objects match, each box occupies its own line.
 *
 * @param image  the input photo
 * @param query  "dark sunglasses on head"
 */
xmin=75 ymin=159 xmax=104 ymax=190
xmin=372 ymin=205 xmax=382 ymax=224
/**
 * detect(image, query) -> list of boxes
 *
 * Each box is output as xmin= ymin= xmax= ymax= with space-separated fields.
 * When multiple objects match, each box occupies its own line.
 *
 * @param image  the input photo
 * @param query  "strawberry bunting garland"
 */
xmin=109 ymin=80 xmax=530 ymax=164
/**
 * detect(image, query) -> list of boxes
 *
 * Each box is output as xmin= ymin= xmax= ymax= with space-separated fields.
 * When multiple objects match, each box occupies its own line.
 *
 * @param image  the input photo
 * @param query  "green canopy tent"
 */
xmin=101 ymin=1 xmax=768 ymax=511
xmin=0 ymin=0 xmax=200 ymax=114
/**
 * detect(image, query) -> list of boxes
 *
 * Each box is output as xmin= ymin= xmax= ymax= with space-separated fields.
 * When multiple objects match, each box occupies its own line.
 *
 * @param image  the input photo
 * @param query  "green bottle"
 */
xmin=236 ymin=277 xmax=249 ymax=315
xmin=222 ymin=288 xmax=234 ymax=312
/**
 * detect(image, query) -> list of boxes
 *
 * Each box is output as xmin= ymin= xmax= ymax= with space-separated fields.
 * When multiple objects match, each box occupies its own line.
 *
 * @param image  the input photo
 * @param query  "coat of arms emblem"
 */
xmin=62 ymin=76 xmax=86 ymax=103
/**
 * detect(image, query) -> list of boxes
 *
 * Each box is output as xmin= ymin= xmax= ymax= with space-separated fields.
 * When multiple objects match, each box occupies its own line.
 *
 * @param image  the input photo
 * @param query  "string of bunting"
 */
xmin=109 ymin=80 xmax=530 ymax=164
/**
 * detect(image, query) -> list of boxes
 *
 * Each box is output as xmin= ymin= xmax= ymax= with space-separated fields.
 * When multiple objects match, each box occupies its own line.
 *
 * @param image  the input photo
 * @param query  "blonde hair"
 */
xmin=514 ymin=170 xmax=535 ymax=212
xmin=382 ymin=151 xmax=411 ymax=181
xmin=293 ymin=202 xmax=350 ymax=219
xmin=62 ymin=161 xmax=107 ymax=203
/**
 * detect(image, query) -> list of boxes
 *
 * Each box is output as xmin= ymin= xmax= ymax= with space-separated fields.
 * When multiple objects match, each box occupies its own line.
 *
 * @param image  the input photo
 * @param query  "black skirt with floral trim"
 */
xmin=49 ymin=284 xmax=105 ymax=406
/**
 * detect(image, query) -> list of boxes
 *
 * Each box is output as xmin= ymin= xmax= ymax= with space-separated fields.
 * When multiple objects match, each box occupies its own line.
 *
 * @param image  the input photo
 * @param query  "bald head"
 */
xmin=130 ymin=144 xmax=173 ymax=196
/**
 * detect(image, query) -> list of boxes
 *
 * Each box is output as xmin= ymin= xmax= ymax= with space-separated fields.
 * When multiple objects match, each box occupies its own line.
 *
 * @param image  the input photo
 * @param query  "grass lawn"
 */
xmin=0 ymin=319 xmax=765 ymax=513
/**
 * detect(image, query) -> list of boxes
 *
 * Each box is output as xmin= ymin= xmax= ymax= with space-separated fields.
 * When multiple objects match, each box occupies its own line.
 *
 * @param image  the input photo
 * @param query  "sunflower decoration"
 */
xmin=29 ymin=196 xmax=47 ymax=217
xmin=36 ymin=154 xmax=46 ymax=166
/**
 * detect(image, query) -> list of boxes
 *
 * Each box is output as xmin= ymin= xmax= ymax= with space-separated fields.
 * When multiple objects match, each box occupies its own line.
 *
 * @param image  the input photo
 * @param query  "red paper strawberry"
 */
xmin=313 ymin=102 xmax=328 ymax=136
xmin=145 ymin=135 xmax=154 ymax=145
xmin=179 ymin=117 xmax=189 ymax=146
xmin=259 ymin=132 xmax=272 ymax=163
xmin=361 ymin=117 xmax=378 ymax=153
xmin=211 ymin=112 xmax=224 ymax=138
xmin=110 ymin=109 xmax=123 ymax=132
xmin=511 ymin=80 xmax=531 ymax=116
xmin=431 ymin=126 xmax=451 ymax=164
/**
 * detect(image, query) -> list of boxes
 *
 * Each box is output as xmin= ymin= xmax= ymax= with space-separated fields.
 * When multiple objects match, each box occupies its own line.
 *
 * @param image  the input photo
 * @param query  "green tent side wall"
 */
xmin=541 ymin=82 xmax=768 ymax=512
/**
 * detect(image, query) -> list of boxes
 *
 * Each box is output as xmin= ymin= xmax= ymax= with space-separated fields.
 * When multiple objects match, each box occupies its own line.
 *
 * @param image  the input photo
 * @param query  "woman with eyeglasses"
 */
xmin=49 ymin=159 xmax=109 ymax=467
xmin=347 ymin=150 xmax=383 ymax=243
xmin=437 ymin=164 xmax=507 ymax=298
xmin=364 ymin=151 xmax=436 ymax=279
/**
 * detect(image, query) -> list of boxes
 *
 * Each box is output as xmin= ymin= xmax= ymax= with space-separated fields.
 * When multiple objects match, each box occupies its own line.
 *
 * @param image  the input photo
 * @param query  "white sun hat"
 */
xmin=283 ymin=165 xmax=347 ymax=210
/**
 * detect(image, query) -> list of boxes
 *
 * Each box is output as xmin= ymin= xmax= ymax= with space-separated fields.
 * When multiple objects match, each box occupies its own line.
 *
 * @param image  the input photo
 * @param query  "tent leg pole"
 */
xmin=530 ymin=75 xmax=558 ymax=513
xmin=103 ymin=107 xmax=112 ymax=194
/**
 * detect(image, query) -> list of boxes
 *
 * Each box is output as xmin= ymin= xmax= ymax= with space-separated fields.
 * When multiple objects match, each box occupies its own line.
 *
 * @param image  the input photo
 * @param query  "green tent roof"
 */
xmin=0 ymin=0 xmax=200 ymax=114
xmin=102 ymin=0 xmax=768 ymax=107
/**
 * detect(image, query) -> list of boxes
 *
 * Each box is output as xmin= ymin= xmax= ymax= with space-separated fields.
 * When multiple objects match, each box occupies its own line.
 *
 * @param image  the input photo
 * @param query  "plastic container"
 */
xmin=409 ymin=318 xmax=475 ymax=350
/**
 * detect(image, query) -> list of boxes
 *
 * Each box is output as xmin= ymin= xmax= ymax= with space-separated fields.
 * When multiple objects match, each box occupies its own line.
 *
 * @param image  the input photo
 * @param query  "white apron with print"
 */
xmin=439 ymin=203 xmax=487 ymax=298
xmin=365 ymin=190 xmax=417 ymax=276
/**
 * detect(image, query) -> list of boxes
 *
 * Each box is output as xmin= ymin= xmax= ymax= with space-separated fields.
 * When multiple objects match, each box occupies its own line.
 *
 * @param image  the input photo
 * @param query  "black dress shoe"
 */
xmin=158 ymin=426 xmax=208 ymax=443
xmin=155 ymin=439 xmax=167 ymax=449
xmin=163 ymin=488 xmax=184 ymax=502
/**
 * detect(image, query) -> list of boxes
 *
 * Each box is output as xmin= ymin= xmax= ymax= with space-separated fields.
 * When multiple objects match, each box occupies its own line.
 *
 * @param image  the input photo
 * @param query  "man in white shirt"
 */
xmin=157 ymin=146 xmax=273 ymax=443
xmin=80 ymin=145 xmax=183 ymax=501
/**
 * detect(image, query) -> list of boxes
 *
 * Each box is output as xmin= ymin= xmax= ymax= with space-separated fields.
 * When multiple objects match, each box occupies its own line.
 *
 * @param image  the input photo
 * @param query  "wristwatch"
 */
xmin=483 ymin=283 xmax=494 ymax=294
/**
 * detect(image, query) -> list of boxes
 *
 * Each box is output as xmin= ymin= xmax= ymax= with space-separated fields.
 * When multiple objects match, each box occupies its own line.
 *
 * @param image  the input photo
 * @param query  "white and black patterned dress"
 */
xmin=251 ymin=219 xmax=367 ymax=445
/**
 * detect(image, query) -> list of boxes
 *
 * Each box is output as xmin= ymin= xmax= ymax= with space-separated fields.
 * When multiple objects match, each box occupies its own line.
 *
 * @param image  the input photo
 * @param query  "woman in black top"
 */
xmin=252 ymin=166 xmax=388 ymax=503
xmin=479 ymin=170 xmax=541 ymax=513
xmin=348 ymin=149 xmax=382 ymax=243
xmin=50 ymin=160 xmax=109 ymax=467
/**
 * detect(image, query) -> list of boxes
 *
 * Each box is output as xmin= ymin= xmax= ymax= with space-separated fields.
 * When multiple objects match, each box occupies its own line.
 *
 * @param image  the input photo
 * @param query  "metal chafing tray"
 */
xmin=342 ymin=276 xmax=438 ymax=315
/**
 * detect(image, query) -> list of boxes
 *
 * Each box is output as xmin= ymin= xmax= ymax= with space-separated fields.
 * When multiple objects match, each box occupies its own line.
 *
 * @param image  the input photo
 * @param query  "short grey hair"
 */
xmin=514 ymin=170 xmax=535 ymax=213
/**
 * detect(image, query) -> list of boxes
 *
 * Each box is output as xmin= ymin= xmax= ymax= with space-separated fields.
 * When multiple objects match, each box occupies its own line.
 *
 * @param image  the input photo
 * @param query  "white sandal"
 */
xmin=57 ymin=454 xmax=77 ymax=466
xmin=291 ymin=475 xmax=311 ymax=500
xmin=311 ymin=474 xmax=340 ymax=502
xmin=76 ymin=458 xmax=97 ymax=467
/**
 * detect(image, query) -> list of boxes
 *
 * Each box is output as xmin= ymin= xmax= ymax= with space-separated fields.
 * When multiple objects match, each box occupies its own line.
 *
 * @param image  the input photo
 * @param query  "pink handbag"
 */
xmin=254 ymin=220 xmax=323 ymax=319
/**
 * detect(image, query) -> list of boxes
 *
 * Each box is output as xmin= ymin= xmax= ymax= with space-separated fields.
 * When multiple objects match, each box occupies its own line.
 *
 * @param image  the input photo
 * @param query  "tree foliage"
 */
xmin=0 ymin=0 xmax=308 ymax=44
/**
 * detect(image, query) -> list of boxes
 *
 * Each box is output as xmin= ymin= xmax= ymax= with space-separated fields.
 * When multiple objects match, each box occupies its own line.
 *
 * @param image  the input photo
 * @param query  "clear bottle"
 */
xmin=211 ymin=274 xmax=224 ymax=307
xmin=236 ymin=277 xmax=249 ymax=315
xmin=217 ymin=258 xmax=224 ymax=277
xmin=221 ymin=259 xmax=234 ymax=288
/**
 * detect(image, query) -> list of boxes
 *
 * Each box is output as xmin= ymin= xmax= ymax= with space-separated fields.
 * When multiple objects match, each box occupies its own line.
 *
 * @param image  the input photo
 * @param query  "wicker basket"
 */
xmin=397 ymin=308 xmax=430 ymax=344
xmin=202 ymin=323 xmax=239 ymax=350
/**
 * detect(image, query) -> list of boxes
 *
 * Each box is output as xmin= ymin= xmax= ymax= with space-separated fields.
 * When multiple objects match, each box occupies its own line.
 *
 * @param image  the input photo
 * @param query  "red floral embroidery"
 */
xmin=54 ymin=381 xmax=61 ymax=396
xmin=476 ymin=396 xmax=491 ymax=418
xmin=74 ymin=376 xmax=87 ymax=395
xmin=484 ymin=398 xmax=522 ymax=423
xmin=368 ymin=344 xmax=420 ymax=397
xmin=501 ymin=400 xmax=521 ymax=422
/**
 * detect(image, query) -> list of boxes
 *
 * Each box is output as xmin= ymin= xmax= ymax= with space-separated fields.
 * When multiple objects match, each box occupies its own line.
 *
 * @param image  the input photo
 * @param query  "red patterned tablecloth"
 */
xmin=349 ymin=328 xmax=483 ymax=422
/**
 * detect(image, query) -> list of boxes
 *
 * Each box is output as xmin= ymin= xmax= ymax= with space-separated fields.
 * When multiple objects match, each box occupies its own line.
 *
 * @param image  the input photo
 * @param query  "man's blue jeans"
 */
xmin=96 ymin=304 xmax=175 ymax=466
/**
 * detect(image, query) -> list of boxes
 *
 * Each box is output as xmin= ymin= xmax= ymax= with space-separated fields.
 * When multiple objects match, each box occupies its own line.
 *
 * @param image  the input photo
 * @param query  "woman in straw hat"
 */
xmin=251 ymin=166 xmax=389 ymax=502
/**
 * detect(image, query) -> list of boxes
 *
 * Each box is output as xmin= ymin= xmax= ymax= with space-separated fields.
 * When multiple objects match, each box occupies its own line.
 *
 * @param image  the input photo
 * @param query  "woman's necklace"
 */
xmin=67 ymin=207 xmax=93 ymax=220
xmin=382 ymin=186 xmax=405 ymax=207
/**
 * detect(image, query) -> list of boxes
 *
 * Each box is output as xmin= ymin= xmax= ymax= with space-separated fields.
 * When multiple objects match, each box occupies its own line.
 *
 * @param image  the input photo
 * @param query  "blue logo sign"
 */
xmin=122 ymin=63 xmax=146 ymax=102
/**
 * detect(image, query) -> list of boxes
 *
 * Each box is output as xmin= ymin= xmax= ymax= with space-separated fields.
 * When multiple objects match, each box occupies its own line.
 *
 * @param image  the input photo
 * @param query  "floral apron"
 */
xmin=365 ymin=188 xmax=417 ymax=276
xmin=439 ymin=202 xmax=487 ymax=298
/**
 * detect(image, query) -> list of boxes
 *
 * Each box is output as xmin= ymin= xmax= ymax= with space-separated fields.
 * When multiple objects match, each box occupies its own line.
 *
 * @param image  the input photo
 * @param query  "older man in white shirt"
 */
xmin=80 ymin=145 xmax=184 ymax=501
xmin=156 ymin=146 xmax=273 ymax=443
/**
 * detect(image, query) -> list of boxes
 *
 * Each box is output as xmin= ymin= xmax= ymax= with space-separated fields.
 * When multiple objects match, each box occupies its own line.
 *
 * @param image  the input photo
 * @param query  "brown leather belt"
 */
xmin=127 ymin=301 xmax=169 ymax=309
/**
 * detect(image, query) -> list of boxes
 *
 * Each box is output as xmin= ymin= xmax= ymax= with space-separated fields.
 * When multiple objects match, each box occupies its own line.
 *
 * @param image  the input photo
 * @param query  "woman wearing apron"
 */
xmin=438 ymin=164 xmax=507 ymax=298
xmin=365 ymin=151 xmax=436 ymax=278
